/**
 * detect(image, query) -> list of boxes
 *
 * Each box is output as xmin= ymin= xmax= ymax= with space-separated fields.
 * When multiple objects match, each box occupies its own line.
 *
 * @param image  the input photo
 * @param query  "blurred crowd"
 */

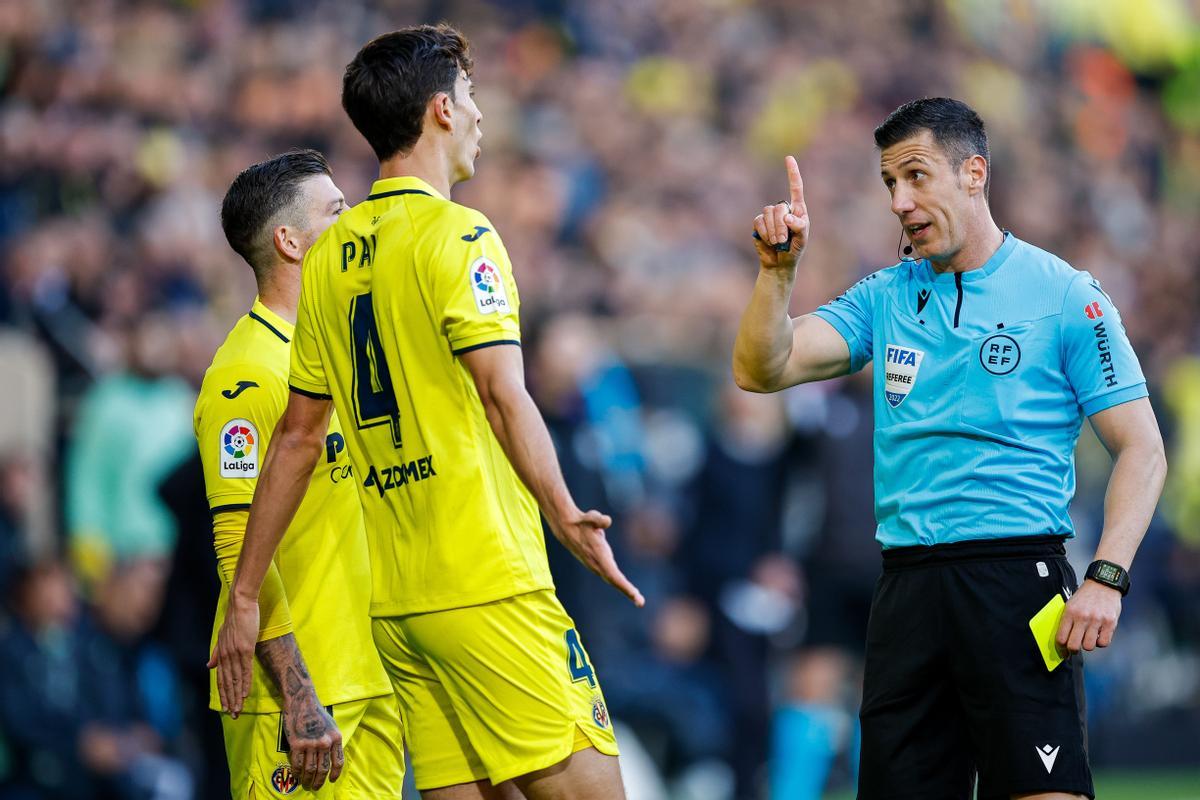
xmin=2 ymin=0 xmax=1200 ymax=798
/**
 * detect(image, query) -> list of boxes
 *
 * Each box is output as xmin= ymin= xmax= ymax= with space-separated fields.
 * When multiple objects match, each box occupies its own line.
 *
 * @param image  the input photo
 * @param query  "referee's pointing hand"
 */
xmin=753 ymin=155 xmax=810 ymax=269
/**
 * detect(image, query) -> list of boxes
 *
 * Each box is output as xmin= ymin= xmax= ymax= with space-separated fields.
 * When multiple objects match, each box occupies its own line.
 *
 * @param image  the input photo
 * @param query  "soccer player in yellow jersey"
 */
xmin=197 ymin=149 xmax=404 ymax=797
xmin=210 ymin=25 xmax=643 ymax=800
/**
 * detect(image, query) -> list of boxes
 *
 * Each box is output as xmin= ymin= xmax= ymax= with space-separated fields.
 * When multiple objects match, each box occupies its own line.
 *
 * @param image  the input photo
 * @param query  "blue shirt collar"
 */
xmin=917 ymin=231 xmax=1016 ymax=284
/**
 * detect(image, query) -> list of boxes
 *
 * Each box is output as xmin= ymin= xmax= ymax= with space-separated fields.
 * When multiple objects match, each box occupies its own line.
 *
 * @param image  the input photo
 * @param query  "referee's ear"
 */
xmin=964 ymin=154 xmax=989 ymax=198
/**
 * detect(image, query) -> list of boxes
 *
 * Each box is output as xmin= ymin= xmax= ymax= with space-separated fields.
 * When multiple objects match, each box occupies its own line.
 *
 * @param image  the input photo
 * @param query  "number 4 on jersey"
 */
xmin=565 ymin=628 xmax=596 ymax=688
xmin=349 ymin=293 xmax=402 ymax=448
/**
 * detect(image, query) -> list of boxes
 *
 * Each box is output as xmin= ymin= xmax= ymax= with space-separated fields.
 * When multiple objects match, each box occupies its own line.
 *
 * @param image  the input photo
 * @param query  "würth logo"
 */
xmin=1084 ymin=301 xmax=1103 ymax=320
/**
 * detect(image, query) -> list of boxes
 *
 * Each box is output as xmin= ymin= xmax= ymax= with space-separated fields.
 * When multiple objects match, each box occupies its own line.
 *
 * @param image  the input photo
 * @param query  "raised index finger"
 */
xmin=785 ymin=155 xmax=804 ymax=209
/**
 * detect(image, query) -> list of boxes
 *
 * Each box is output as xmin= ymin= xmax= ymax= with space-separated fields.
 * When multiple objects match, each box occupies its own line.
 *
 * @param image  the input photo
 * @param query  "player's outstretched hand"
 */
xmin=207 ymin=592 xmax=259 ymax=718
xmin=752 ymin=155 xmax=810 ymax=270
xmin=550 ymin=507 xmax=645 ymax=607
xmin=283 ymin=699 xmax=343 ymax=790
xmin=1056 ymin=578 xmax=1122 ymax=654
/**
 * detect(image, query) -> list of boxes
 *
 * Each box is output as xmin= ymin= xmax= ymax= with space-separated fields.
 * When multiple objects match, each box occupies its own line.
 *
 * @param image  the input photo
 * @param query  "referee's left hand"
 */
xmin=1056 ymin=579 xmax=1121 ymax=654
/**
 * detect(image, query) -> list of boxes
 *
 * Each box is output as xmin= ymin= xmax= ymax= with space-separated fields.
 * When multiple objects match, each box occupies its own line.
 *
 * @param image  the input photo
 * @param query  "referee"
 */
xmin=733 ymin=97 xmax=1166 ymax=800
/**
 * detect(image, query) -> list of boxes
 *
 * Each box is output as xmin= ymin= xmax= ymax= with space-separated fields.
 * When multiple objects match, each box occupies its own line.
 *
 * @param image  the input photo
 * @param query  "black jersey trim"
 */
xmin=365 ymin=188 xmax=432 ymax=201
xmin=953 ymin=272 xmax=964 ymax=328
xmin=210 ymin=503 xmax=252 ymax=515
xmin=249 ymin=311 xmax=290 ymax=343
xmin=451 ymin=339 xmax=521 ymax=356
xmin=289 ymin=384 xmax=333 ymax=400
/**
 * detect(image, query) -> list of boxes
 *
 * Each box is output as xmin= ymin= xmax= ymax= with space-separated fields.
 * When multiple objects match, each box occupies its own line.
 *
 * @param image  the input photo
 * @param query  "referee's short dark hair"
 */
xmin=220 ymin=148 xmax=331 ymax=277
xmin=342 ymin=24 xmax=473 ymax=162
xmin=875 ymin=98 xmax=991 ymax=193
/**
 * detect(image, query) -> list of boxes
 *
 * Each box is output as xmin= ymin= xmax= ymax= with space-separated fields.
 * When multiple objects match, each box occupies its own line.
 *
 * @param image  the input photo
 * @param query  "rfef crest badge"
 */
xmin=883 ymin=344 xmax=924 ymax=408
xmin=270 ymin=763 xmax=298 ymax=795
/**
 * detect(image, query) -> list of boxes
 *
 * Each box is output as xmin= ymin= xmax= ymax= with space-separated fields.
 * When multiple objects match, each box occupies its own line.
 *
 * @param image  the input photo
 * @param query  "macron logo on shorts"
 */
xmin=1036 ymin=743 xmax=1060 ymax=773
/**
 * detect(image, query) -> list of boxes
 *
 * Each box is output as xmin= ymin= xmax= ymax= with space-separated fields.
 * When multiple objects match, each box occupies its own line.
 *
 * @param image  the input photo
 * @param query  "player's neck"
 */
xmin=257 ymin=268 xmax=299 ymax=325
xmin=378 ymin=146 xmax=452 ymax=199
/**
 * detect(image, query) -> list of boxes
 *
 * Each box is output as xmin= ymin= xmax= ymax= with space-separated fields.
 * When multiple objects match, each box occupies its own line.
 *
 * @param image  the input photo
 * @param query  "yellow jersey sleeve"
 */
xmin=290 ymin=278 xmax=332 ymax=398
xmin=428 ymin=210 xmax=522 ymax=354
xmin=195 ymin=362 xmax=288 ymax=511
xmin=212 ymin=509 xmax=293 ymax=641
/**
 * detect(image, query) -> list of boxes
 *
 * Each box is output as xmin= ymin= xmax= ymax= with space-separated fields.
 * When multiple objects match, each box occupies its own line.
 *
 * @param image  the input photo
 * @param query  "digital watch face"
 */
xmin=1096 ymin=563 xmax=1122 ymax=583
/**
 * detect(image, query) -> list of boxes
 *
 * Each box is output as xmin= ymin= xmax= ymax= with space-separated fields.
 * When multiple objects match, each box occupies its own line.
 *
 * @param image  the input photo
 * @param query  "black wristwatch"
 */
xmin=1085 ymin=560 xmax=1130 ymax=596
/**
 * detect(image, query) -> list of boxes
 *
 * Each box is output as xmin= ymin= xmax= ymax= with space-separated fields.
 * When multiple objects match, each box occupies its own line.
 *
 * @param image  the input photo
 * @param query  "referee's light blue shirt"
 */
xmin=813 ymin=233 xmax=1147 ymax=549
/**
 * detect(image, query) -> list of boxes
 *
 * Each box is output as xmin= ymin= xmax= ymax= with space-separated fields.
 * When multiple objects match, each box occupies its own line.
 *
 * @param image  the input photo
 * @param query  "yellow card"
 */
xmin=1029 ymin=593 xmax=1068 ymax=672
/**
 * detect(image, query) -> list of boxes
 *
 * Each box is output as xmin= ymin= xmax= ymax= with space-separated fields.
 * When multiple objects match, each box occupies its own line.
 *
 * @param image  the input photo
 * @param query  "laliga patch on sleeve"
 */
xmin=469 ymin=256 xmax=511 ymax=315
xmin=219 ymin=418 xmax=259 ymax=478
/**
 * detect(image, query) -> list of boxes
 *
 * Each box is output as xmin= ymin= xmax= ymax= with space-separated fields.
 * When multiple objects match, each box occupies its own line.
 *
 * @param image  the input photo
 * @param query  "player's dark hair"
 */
xmin=220 ymin=148 xmax=331 ymax=276
xmin=874 ymin=97 xmax=991 ymax=193
xmin=342 ymin=24 xmax=473 ymax=161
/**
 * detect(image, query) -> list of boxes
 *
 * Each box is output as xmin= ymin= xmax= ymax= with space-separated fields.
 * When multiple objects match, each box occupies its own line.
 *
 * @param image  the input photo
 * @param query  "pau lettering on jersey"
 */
xmin=362 ymin=455 xmax=438 ymax=497
xmin=341 ymin=234 xmax=378 ymax=272
xmin=883 ymin=344 xmax=925 ymax=409
xmin=325 ymin=432 xmax=354 ymax=483
xmin=1093 ymin=321 xmax=1118 ymax=388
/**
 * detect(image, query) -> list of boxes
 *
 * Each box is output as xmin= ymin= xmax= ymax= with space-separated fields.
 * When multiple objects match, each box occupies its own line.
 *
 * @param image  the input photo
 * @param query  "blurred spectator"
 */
xmin=64 ymin=315 xmax=195 ymax=588
xmin=773 ymin=371 xmax=879 ymax=798
xmin=0 ymin=557 xmax=191 ymax=799
xmin=683 ymin=384 xmax=817 ymax=799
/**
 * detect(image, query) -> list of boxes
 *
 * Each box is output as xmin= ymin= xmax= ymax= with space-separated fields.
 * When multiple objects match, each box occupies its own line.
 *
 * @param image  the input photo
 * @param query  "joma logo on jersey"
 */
xmin=883 ymin=345 xmax=925 ymax=408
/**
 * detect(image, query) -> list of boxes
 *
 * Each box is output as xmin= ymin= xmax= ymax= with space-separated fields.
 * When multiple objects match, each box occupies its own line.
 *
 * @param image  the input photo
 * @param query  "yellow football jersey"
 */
xmin=289 ymin=176 xmax=552 ymax=616
xmin=195 ymin=299 xmax=391 ymax=713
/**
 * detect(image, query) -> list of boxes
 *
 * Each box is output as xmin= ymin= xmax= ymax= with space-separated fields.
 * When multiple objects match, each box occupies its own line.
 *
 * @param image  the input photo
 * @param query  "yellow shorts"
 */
xmin=221 ymin=694 xmax=404 ymax=799
xmin=372 ymin=589 xmax=619 ymax=790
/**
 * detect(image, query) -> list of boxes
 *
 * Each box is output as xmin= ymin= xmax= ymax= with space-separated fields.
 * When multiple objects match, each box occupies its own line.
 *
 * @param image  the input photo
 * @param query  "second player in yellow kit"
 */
xmin=290 ymin=176 xmax=619 ymax=787
xmin=199 ymin=151 xmax=403 ymax=797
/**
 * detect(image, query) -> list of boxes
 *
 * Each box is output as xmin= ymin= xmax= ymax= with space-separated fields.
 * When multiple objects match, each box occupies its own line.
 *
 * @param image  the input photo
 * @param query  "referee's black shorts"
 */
xmin=857 ymin=535 xmax=1094 ymax=800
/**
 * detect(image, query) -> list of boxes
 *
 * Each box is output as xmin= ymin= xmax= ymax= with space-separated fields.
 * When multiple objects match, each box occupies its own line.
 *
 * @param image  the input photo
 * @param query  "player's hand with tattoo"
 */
xmin=752 ymin=155 xmax=810 ymax=270
xmin=259 ymin=633 xmax=344 ymax=789
xmin=281 ymin=684 xmax=343 ymax=790
xmin=1056 ymin=578 xmax=1122 ymax=654
xmin=207 ymin=589 xmax=260 ymax=717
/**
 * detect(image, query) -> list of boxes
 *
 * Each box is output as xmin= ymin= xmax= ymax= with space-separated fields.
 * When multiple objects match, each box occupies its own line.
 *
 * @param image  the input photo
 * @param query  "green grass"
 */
xmin=823 ymin=770 xmax=1200 ymax=799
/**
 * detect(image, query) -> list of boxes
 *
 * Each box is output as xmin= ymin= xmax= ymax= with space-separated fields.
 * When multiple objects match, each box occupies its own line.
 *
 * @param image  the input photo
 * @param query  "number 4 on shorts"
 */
xmin=564 ymin=628 xmax=596 ymax=688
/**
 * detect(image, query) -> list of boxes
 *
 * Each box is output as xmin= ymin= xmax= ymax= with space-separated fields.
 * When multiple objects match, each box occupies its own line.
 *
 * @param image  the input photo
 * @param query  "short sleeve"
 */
xmin=195 ymin=363 xmax=287 ymax=511
xmin=812 ymin=273 xmax=880 ymax=373
xmin=289 ymin=282 xmax=331 ymax=399
xmin=1061 ymin=272 xmax=1147 ymax=417
xmin=428 ymin=211 xmax=522 ymax=355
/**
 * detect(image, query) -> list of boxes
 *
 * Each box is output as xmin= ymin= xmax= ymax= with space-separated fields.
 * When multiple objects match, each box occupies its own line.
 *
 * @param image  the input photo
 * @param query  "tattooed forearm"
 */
xmin=257 ymin=633 xmax=336 ymax=743
xmin=256 ymin=633 xmax=315 ymax=701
